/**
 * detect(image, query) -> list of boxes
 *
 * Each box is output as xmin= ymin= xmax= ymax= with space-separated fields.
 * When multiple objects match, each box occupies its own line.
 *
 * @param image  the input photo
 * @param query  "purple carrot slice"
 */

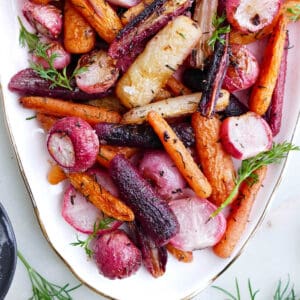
xmin=267 ymin=32 xmax=289 ymax=136
xmin=8 ymin=68 xmax=112 ymax=101
xmin=131 ymin=221 xmax=167 ymax=278
xmin=199 ymin=33 xmax=229 ymax=117
xmin=109 ymin=154 xmax=179 ymax=246
xmin=94 ymin=122 xmax=194 ymax=148
xmin=108 ymin=0 xmax=192 ymax=61
xmin=220 ymin=94 xmax=248 ymax=119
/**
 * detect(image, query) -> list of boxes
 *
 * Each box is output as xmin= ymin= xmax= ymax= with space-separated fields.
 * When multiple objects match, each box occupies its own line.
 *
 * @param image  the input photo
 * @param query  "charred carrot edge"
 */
xmin=249 ymin=15 xmax=288 ymax=116
xmin=97 ymin=145 xmax=139 ymax=168
xmin=166 ymin=76 xmax=191 ymax=96
xmin=36 ymin=113 xmax=58 ymax=131
xmin=147 ymin=111 xmax=212 ymax=198
xmin=70 ymin=0 xmax=122 ymax=43
xmin=47 ymin=164 xmax=67 ymax=185
xmin=120 ymin=0 xmax=153 ymax=25
xmin=213 ymin=166 xmax=267 ymax=258
xmin=230 ymin=0 xmax=298 ymax=45
xmin=191 ymin=112 xmax=236 ymax=206
xmin=64 ymin=0 xmax=96 ymax=54
xmin=166 ymin=243 xmax=193 ymax=263
xmin=67 ymin=172 xmax=134 ymax=222
xmin=31 ymin=0 xmax=51 ymax=4
xmin=20 ymin=96 xmax=122 ymax=125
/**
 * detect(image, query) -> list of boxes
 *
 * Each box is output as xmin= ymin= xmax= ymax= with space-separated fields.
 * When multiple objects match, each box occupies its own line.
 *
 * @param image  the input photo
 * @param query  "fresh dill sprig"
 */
xmin=17 ymin=250 xmax=81 ymax=300
xmin=71 ymin=217 xmax=115 ymax=258
xmin=18 ymin=17 xmax=84 ymax=91
xmin=208 ymin=13 xmax=231 ymax=50
xmin=287 ymin=4 xmax=300 ymax=22
xmin=213 ymin=276 xmax=299 ymax=300
xmin=211 ymin=142 xmax=300 ymax=217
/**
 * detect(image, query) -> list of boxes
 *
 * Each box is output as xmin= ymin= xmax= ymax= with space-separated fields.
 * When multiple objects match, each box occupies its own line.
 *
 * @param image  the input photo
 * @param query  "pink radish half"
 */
xmin=169 ymin=197 xmax=226 ymax=251
xmin=47 ymin=117 xmax=99 ymax=172
xmin=220 ymin=112 xmax=273 ymax=160
xmin=62 ymin=185 xmax=122 ymax=234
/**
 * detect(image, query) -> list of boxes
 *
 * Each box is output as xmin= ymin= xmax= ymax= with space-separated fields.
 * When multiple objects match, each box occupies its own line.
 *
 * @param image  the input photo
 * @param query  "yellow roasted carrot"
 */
xmin=147 ymin=111 xmax=212 ymax=198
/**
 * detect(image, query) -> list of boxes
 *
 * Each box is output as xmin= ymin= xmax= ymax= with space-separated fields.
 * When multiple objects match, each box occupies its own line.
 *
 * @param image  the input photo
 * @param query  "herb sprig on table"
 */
xmin=17 ymin=250 xmax=81 ymax=300
xmin=18 ymin=17 xmax=85 ymax=91
xmin=211 ymin=142 xmax=300 ymax=217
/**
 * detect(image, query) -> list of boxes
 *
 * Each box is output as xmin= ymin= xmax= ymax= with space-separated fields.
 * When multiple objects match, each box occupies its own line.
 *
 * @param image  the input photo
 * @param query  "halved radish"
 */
xmin=75 ymin=50 xmax=119 ymax=94
xmin=62 ymin=185 xmax=122 ymax=234
xmin=107 ymin=0 xmax=141 ymax=8
xmin=226 ymin=0 xmax=282 ymax=33
xmin=220 ymin=112 xmax=273 ymax=160
xmin=222 ymin=44 xmax=259 ymax=93
xmin=169 ymin=197 xmax=226 ymax=251
xmin=47 ymin=117 xmax=99 ymax=172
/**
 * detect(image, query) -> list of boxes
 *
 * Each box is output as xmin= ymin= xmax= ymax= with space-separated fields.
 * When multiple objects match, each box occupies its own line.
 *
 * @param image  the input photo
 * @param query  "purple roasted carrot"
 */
xmin=108 ymin=0 xmax=192 ymax=62
xmin=109 ymin=154 xmax=179 ymax=246
xmin=8 ymin=68 xmax=112 ymax=101
xmin=267 ymin=32 xmax=289 ymax=136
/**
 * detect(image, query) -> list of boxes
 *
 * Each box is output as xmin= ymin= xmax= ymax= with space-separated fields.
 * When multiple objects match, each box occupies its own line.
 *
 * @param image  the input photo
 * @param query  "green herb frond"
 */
xmin=287 ymin=4 xmax=300 ymax=22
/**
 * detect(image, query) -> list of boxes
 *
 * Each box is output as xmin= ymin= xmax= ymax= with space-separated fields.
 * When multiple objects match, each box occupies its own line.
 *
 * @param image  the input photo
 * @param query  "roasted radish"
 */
xmin=220 ymin=112 xmax=273 ymax=160
xmin=222 ymin=44 xmax=259 ymax=93
xmin=109 ymin=154 xmax=179 ymax=246
xmin=226 ymin=0 xmax=282 ymax=33
xmin=47 ymin=117 xmax=99 ymax=172
xmin=107 ymin=0 xmax=141 ymax=8
xmin=22 ymin=0 xmax=62 ymax=39
xmin=62 ymin=185 xmax=121 ymax=233
xmin=139 ymin=150 xmax=187 ymax=201
xmin=169 ymin=197 xmax=226 ymax=251
xmin=75 ymin=50 xmax=119 ymax=94
xmin=32 ymin=41 xmax=71 ymax=70
xmin=93 ymin=229 xmax=142 ymax=279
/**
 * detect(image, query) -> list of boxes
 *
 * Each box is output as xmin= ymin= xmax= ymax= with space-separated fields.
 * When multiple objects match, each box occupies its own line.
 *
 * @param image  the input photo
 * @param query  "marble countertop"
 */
xmin=1 ymin=104 xmax=300 ymax=299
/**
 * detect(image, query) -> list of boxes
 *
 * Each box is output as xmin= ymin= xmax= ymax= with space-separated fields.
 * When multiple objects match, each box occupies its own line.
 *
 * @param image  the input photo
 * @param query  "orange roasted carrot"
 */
xmin=64 ymin=0 xmax=96 ymax=54
xmin=166 ymin=76 xmax=191 ymax=96
xmin=213 ymin=166 xmax=267 ymax=258
xmin=36 ymin=113 xmax=58 ymax=131
xmin=47 ymin=164 xmax=66 ymax=185
xmin=147 ymin=111 xmax=212 ymax=199
xmin=67 ymin=172 xmax=134 ymax=221
xmin=249 ymin=15 xmax=288 ymax=115
xmin=31 ymin=0 xmax=51 ymax=3
xmin=70 ymin=0 xmax=122 ymax=43
xmin=166 ymin=244 xmax=193 ymax=263
xmin=20 ymin=96 xmax=121 ymax=125
xmin=191 ymin=112 xmax=236 ymax=206
xmin=97 ymin=145 xmax=139 ymax=168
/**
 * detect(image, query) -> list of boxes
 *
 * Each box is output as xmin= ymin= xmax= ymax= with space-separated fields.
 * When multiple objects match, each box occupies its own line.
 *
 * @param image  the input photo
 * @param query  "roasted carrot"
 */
xmin=97 ymin=145 xmax=139 ymax=168
xmin=120 ymin=0 xmax=153 ymax=25
xmin=166 ymin=243 xmax=193 ymax=263
xmin=213 ymin=166 xmax=267 ymax=258
xmin=70 ymin=0 xmax=122 ymax=43
xmin=67 ymin=172 xmax=134 ymax=222
xmin=20 ymin=96 xmax=121 ymax=125
xmin=31 ymin=0 xmax=51 ymax=4
xmin=47 ymin=164 xmax=66 ymax=185
xmin=166 ymin=76 xmax=191 ymax=96
xmin=64 ymin=0 xmax=96 ymax=54
xmin=36 ymin=113 xmax=58 ymax=131
xmin=249 ymin=15 xmax=288 ymax=116
xmin=147 ymin=111 xmax=212 ymax=198
xmin=191 ymin=112 xmax=236 ymax=207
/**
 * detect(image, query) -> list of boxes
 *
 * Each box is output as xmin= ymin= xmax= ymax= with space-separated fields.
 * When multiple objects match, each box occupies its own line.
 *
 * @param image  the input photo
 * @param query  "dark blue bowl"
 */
xmin=0 ymin=202 xmax=17 ymax=299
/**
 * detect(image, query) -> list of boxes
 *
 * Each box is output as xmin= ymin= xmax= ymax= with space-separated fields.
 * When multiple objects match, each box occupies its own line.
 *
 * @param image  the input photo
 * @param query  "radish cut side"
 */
xmin=220 ymin=112 xmax=273 ymax=160
xmin=169 ymin=197 xmax=226 ymax=251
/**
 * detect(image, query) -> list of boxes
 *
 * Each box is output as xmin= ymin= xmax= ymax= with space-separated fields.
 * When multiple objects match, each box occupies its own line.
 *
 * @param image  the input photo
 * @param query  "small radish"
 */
xmin=47 ymin=117 xmax=99 ymax=172
xmin=93 ymin=229 xmax=142 ymax=279
xmin=169 ymin=197 xmax=226 ymax=251
xmin=62 ymin=185 xmax=122 ymax=234
xmin=22 ymin=0 xmax=62 ymax=39
xmin=75 ymin=50 xmax=119 ymax=94
xmin=226 ymin=0 xmax=282 ymax=33
xmin=31 ymin=41 xmax=71 ymax=70
xmin=139 ymin=150 xmax=187 ymax=201
xmin=107 ymin=0 xmax=141 ymax=8
xmin=222 ymin=44 xmax=259 ymax=93
xmin=220 ymin=112 xmax=273 ymax=160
